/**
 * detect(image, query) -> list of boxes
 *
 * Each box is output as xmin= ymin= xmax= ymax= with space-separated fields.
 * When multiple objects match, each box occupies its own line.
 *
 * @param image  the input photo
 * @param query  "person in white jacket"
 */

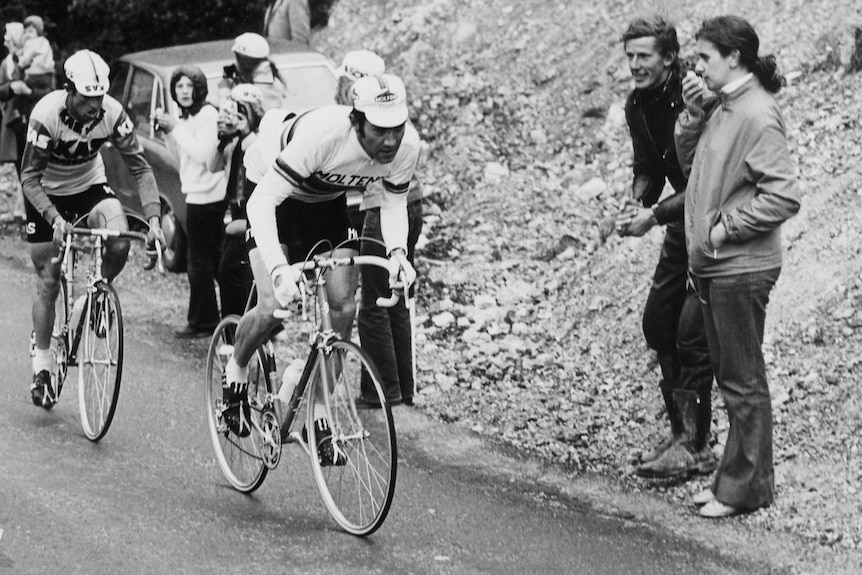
xmin=155 ymin=65 xmax=227 ymax=338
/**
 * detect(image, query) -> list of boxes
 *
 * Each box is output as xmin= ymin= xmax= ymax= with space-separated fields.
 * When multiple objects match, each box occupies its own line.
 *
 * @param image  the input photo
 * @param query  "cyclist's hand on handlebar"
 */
xmin=387 ymin=249 xmax=416 ymax=292
xmin=143 ymin=219 xmax=166 ymax=271
xmin=271 ymin=264 xmax=302 ymax=307
xmin=51 ymin=216 xmax=71 ymax=248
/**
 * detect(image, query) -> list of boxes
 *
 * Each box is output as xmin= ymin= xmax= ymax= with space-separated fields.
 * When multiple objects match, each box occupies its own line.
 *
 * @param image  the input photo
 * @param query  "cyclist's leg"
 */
xmin=223 ymin=247 xmax=282 ymax=436
xmin=88 ymin=193 xmax=130 ymax=281
xmin=30 ymin=241 xmax=62 ymax=406
xmin=323 ymin=246 xmax=359 ymax=341
xmin=232 ymin=247 xmax=283 ymax=368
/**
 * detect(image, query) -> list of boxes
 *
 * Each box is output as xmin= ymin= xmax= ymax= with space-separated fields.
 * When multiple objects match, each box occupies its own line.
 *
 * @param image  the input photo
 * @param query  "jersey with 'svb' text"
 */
xmin=20 ymin=90 xmax=160 ymax=223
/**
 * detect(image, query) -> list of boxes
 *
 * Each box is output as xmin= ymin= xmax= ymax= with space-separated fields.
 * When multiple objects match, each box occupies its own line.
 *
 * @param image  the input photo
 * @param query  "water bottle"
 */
xmin=277 ymin=359 xmax=305 ymax=408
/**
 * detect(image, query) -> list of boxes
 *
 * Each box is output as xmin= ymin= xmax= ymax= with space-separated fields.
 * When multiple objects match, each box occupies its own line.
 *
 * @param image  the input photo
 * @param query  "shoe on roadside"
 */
xmin=693 ymin=488 xmax=716 ymax=506
xmin=699 ymin=499 xmax=745 ymax=518
xmin=635 ymin=442 xmax=697 ymax=479
xmin=30 ymin=370 xmax=56 ymax=409
xmin=222 ymin=378 xmax=251 ymax=437
xmin=302 ymin=419 xmax=346 ymax=466
xmin=175 ymin=324 xmax=214 ymax=339
xmin=640 ymin=435 xmax=676 ymax=464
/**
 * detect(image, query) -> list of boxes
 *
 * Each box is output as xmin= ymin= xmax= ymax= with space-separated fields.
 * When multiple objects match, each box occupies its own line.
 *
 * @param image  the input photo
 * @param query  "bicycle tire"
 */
xmin=205 ymin=315 xmax=274 ymax=493
xmin=78 ymin=281 xmax=123 ymax=442
xmin=307 ymin=340 xmax=397 ymax=536
xmin=53 ymin=277 xmax=69 ymax=396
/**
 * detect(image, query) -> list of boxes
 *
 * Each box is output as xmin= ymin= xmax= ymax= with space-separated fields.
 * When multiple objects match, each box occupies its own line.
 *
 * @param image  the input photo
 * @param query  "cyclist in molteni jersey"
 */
xmin=223 ymin=74 xmax=420 ymax=457
xmin=21 ymin=49 xmax=165 ymax=409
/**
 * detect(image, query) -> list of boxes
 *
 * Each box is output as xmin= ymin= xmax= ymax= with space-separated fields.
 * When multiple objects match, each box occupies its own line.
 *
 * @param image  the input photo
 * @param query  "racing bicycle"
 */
xmin=205 ymin=249 xmax=406 ymax=536
xmin=44 ymin=213 xmax=163 ymax=441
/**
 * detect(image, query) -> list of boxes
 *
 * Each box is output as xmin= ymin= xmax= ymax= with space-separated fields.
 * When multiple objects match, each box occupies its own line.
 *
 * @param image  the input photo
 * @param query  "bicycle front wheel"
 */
xmin=308 ymin=340 xmax=397 ymax=536
xmin=205 ymin=316 xmax=273 ymax=493
xmin=78 ymin=281 xmax=123 ymax=442
xmin=52 ymin=277 xmax=69 ymax=394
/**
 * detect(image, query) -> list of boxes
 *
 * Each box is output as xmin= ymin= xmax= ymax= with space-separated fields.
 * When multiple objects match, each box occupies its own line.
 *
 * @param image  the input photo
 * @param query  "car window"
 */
xmin=108 ymin=61 xmax=129 ymax=103
xmin=127 ymin=68 xmax=157 ymax=138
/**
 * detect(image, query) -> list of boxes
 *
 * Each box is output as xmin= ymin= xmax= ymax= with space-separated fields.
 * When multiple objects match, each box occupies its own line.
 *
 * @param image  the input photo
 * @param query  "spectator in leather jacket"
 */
xmin=615 ymin=15 xmax=716 ymax=480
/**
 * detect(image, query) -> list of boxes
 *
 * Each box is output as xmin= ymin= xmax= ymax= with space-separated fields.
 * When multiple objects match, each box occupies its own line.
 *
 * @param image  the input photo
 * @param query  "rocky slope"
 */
xmin=313 ymin=0 xmax=862 ymax=566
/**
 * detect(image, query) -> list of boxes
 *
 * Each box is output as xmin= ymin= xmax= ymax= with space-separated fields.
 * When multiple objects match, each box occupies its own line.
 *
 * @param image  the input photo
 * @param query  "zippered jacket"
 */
xmin=625 ymin=63 xmax=687 ymax=225
xmin=675 ymin=77 xmax=801 ymax=277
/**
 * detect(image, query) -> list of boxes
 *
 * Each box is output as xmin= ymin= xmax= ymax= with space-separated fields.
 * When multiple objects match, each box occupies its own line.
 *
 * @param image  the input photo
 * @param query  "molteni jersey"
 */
xmin=20 ymin=90 xmax=159 ymax=221
xmin=247 ymin=104 xmax=420 ymax=272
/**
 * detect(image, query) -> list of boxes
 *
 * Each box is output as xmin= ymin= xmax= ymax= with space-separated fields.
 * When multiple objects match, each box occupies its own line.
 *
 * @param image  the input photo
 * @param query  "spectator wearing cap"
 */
xmin=220 ymin=32 xmax=286 ymax=111
xmin=216 ymin=84 xmax=265 ymax=317
xmin=155 ymin=65 xmax=228 ymax=338
xmin=262 ymin=0 xmax=339 ymax=45
xmin=333 ymin=57 xmax=424 ymax=407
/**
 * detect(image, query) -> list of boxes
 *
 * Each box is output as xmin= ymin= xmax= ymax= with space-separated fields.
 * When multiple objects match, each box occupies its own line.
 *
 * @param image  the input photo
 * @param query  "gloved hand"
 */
xmin=271 ymin=264 xmax=302 ymax=307
xmin=387 ymin=249 xmax=416 ymax=292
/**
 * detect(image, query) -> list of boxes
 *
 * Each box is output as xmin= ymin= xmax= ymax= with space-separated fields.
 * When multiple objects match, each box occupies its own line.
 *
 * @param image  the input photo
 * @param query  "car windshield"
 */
xmin=205 ymin=63 xmax=336 ymax=110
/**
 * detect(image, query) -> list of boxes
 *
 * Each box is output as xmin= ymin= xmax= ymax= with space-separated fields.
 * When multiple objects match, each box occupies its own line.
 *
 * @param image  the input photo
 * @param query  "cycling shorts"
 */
xmin=246 ymin=194 xmax=359 ymax=264
xmin=25 ymin=183 xmax=119 ymax=244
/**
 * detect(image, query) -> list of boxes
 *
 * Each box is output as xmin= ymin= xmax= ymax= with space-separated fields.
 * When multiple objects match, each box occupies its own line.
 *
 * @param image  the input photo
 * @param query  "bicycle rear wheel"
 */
xmin=308 ymin=340 xmax=397 ymax=536
xmin=78 ymin=281 xmax=123 ymax=442
xmin=205 ymin=316 xmax=274 ymax=493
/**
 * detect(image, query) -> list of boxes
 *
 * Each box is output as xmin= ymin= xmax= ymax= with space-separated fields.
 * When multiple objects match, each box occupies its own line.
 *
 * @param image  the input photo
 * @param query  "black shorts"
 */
xmin=246 ymin=195 xmax=359 ymax=264
xmin=25 ymin=183 xmax=118 ymax=244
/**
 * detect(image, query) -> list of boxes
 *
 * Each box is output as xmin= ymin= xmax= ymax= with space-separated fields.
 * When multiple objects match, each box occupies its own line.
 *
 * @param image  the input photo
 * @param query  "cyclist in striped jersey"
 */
xmin=222 ymin=74 xmax=419 ymax=451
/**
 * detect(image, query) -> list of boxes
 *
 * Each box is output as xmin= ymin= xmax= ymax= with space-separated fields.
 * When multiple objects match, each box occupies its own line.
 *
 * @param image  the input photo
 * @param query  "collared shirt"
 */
xmin=721 ymin=73 xmax=753 ymax=95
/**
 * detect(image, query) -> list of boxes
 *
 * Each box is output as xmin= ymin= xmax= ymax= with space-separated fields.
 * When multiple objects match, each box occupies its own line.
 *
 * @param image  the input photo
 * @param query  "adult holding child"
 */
xmin=675 ymin=15 xmax=801 ymax=518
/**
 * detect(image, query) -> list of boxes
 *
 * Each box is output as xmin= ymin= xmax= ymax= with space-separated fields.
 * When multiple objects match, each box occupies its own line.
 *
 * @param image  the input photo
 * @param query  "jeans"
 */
xmin=357 ymin=202 xmax=423 ymax=404
xmin=692 ymin=267 xmax=780 ymax=509
xmin=642 ymin=224 xmax=712 ymax=396
xmin=185 ymin=200 xmax=226 ymax=330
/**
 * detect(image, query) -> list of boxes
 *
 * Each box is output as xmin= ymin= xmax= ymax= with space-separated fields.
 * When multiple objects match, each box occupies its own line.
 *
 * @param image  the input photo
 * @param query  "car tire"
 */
xmin=160 ymin=207 xmax=187 ymax=273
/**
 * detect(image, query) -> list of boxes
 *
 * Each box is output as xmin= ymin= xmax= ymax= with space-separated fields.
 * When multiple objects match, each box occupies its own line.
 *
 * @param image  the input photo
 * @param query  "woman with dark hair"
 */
xmin=262 ymin=0 xmax=339 ymax=45
xmin=675 ymin=15 xmax=801 ymax=518
xmin=155 ymin=65 xmax=227 ymax=338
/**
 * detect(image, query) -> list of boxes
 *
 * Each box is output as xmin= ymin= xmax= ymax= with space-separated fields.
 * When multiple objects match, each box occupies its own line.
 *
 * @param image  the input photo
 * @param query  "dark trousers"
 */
xmin=218 ymin=232 xmax=253 ymax=317
xmin=692 ymin=268 xmax=780 ymax=509
xmin=642 ymin=224 xmax=712 ymax=395
xmin=357 ymin=202 xmax=423 ymax=404
xmin=185 ymin=201 xmax=226 ymax=330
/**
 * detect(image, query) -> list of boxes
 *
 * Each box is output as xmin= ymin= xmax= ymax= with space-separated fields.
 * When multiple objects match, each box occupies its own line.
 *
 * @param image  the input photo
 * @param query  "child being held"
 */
xmin=16 ymin=16 xmax=54 ymax=79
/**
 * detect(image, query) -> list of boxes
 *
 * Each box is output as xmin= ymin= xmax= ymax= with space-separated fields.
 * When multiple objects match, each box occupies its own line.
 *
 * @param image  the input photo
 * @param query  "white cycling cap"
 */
xmin=339 ymin=50 xmax=385 ymax=79
xmin=352 ymin=74 xmax=409 ymax=128
xmin=232 ymin=32 xmax=269 ymax=59
xmin=64 ymin=50 xmax=110 ymax=97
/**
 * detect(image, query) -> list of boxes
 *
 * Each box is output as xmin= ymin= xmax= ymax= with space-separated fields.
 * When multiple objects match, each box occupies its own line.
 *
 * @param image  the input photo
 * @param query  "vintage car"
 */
xmin=101 ymin=39 xmax=339 ymax=272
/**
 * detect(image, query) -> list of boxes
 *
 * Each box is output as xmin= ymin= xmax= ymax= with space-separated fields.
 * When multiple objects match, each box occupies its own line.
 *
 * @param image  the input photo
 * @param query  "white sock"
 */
xmin=225 ymin=357 xmax=248 ymax=386
xmin=32 ymin=348 xmax=54 ymax=374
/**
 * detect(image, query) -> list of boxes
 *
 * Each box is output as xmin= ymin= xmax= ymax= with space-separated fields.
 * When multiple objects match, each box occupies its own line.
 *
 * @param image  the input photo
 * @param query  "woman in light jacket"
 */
xmin=155 ymin=65 xmax=227 ymax=338
xmin=675 ymin=15 xmax=801 ymax=519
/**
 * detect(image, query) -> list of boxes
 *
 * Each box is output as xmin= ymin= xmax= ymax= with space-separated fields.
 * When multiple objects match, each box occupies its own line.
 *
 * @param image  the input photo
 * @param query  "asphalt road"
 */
xmin=0 ymin=251 xmax=759 ymax=575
